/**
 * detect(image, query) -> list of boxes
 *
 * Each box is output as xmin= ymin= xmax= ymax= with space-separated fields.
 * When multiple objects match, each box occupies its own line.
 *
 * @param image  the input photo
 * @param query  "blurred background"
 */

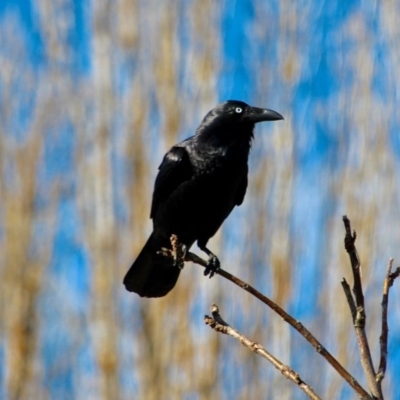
xmin=1 ymin=1 xmax=400 ymax=399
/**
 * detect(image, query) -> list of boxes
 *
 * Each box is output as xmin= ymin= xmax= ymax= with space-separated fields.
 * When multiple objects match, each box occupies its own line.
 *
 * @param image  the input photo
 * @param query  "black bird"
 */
xmin=124 ymin=100 xmax=283 ymax=297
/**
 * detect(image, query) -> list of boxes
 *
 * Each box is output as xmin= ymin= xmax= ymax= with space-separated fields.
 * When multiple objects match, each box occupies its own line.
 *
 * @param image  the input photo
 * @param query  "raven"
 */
xmin=124 ymin=100 xmax=283 ymax=297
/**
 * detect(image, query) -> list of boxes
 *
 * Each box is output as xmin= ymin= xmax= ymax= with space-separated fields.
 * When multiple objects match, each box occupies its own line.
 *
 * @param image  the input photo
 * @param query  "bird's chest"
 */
xmin=186 ymin=154 xmax=246 ymax=217
xmin=193 ymin=153 xmax=243 ymax=190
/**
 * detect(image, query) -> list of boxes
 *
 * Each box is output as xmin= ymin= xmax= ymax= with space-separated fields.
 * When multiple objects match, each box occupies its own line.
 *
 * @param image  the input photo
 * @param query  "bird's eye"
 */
xmin=235 ymin=107 xmax=242 ymax=114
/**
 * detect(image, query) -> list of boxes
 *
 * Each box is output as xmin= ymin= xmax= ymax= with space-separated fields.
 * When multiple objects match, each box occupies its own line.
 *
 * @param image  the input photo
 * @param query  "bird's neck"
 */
xmin=196 ymin=124 xmax=254 ymax=158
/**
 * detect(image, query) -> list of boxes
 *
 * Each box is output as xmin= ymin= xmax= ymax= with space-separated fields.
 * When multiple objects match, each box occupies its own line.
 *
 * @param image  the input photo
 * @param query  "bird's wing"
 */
xmin=150 ymin=146 xmax=193 ymax=219
xmin=234 ymin=168 xmax=248 ymax=206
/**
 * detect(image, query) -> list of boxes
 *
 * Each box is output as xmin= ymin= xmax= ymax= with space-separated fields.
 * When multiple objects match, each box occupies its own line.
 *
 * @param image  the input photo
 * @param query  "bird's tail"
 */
xmin=123 ymin=233 xmax=181 ymax=298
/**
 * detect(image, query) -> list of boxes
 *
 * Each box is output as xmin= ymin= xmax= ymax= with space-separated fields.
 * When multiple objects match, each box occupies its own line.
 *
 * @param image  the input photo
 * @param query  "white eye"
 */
xmin=235 ymin=107 xmax=242 ymax=114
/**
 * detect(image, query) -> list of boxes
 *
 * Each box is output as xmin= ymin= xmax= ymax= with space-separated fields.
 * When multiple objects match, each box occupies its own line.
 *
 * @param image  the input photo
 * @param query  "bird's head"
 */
xmin=197 ymin=100 xmax=283 ymax=138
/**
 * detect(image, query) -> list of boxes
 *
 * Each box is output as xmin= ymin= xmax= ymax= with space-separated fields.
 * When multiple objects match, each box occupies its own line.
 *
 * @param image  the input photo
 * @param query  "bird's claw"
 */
xmin=204 ymin=255 xmax=220 ymax=278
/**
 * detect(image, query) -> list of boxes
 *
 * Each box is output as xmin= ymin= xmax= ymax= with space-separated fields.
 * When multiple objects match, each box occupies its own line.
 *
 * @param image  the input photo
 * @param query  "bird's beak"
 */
xmin=244 ymin=107 xmax=284 ymax=123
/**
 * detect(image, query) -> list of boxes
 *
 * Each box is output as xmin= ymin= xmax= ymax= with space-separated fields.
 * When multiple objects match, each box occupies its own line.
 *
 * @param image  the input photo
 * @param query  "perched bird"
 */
xmin=124 ymin=100 xmax=283 ymax=297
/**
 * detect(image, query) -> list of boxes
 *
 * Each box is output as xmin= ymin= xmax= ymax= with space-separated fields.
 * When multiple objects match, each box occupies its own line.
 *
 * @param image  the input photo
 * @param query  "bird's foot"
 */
xmin=204 ymin=255 xmax=220 ymax=278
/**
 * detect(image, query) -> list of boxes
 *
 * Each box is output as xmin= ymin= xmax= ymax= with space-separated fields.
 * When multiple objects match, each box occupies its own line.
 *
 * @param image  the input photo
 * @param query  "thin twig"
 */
xmin=205 ymin=304 xmax=322 ymax=400
xmin=342 ymin=216 xmax=383 ymax=400
xmin=377 ymin=258 xmax=395 ymax=383
xmin=389 ymin=267 xmax=400 ymax=286
xmin=341 ymin=278 xmax=357 ymax=321
xmin=343 ymin=215 xmax=364 ymax=309
xmin=174 ymin=244 xmax=372 ymax=399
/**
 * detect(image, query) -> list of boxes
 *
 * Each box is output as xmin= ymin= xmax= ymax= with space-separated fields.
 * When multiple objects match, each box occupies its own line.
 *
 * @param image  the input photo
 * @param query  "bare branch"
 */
xmin=389 ymin=267 xmax=400 ymax=286
xmin=341 ymin=278 xmax=356 ymax=321
xmin=204 ymin=304 xmax=322 ymax=400
xmin=170 ymin=241 xmax=372 ymax=400
xmin=377 ymin=258 xmax=396 ymax=383
xmin=342 ymin=216 xmax=383 ymax=400
xmin=343 ymin=215 xmax=364 ymax=308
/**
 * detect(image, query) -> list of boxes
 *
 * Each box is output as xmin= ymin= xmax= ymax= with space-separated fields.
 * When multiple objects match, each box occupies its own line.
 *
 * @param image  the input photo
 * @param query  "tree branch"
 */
xmin=204 ymin=304 xmax=322 ymax=400
xmin=158 ymin=235 xmax=373 ymax=400
xmin=389 ymin=267 xmax=400 ymax=286
xmin=343 ymin=215 xmax=364 ymax=309
xmin=376 ymin=258 xmax=400 ymax=383
xmin=342 ymin=216 xmax=383 ymax=400
xmin=341 ymin=278 xmax=356 ymax=321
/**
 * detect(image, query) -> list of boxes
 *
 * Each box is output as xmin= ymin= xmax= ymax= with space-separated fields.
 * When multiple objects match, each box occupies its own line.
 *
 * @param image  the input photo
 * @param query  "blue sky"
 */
xmin=1 ymin=1 xmax=399 ymax=399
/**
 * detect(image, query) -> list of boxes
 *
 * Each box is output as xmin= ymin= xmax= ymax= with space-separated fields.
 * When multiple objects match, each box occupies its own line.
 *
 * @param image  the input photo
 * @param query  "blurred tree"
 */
xmin=0 ymin=1 xmax=399 ymax=399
